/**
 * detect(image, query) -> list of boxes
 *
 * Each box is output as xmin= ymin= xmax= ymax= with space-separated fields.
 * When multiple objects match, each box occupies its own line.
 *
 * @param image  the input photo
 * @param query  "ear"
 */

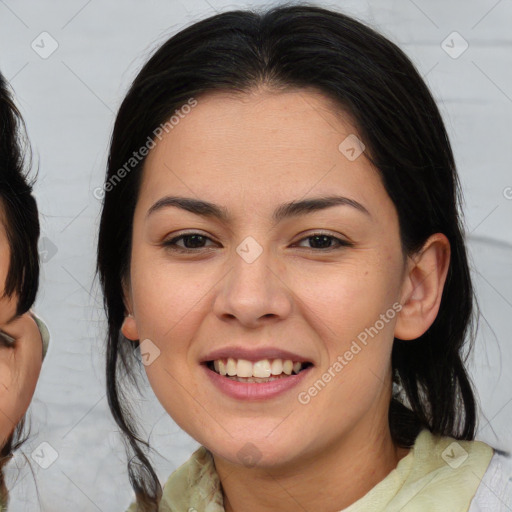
xmin=120 ymin=276 xmax=139 ymax=342
xmin=394 ymin=233 xmax=451 ymax=340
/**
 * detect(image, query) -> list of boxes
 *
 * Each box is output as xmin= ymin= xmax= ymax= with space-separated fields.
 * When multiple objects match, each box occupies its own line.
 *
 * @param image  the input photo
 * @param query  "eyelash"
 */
xmin=162 ymin=231 xmax=353 ymax=253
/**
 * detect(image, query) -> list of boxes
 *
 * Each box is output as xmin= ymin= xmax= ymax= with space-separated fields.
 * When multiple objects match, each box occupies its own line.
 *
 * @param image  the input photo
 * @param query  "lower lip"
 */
xmin=202 ymin=364 xmax=313 ymax=401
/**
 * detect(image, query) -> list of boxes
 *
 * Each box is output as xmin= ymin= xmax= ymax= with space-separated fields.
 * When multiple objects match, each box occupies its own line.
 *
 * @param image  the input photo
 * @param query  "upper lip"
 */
xmin=201 ymin=346 xmax=313 ymax=364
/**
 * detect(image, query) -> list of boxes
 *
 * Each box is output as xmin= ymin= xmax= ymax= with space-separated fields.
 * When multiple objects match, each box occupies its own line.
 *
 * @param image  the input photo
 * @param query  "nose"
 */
xmin=212 ymin=241 xmax=293 ymax=329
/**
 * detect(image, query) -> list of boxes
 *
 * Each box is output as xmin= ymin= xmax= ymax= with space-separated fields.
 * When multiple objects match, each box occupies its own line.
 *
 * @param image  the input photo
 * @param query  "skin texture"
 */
xmin=121 ymin=88 xmax=450 ymax=511
xmin=0 ymin=204 xmax=43 ymax=447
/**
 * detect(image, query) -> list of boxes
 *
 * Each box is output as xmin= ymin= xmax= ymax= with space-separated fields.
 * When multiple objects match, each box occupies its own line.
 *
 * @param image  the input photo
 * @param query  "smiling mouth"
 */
xmin=205 ymin=358 xmax=313 ymax=383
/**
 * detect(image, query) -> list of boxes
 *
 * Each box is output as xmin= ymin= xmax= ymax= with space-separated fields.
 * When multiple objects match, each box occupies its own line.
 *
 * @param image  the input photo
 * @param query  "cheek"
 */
xmin=142 ymin=346 xmax=207 ymax=440
xmin=0 ymin=359 xmax=13 ymax=398
xmin=131 ymin=258 xmax=213 ymax=410
xmin=0 ymin=357 xmax=39 ymax=446
xmin=0 ymin=295 xmax=17 ymax=326
xmin=131 ymin=257 xmax=208 ymax=338
xmin=297 ymin=256 xmax=401 ymax=342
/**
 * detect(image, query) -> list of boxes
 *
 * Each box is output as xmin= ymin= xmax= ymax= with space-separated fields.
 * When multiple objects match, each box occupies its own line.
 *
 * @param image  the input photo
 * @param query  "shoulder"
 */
xmin=392 ymin=429 xmax=495 ymax=510
xmin=126 ymin=445 xmax=224 ymax=511
xmin=29 ymin=311 xmax=50 ymax=359
xmin=160 ymin=445 xmax=224 ymax=510
xmin=469 ymin=450 xmax=512 ymax=511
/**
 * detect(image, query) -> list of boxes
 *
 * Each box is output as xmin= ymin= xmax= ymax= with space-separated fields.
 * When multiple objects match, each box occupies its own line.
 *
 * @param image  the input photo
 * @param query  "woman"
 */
xmin=0 ymin=71 xmax=50 ymax=509
xmin=96 ymin=5 xmax=512 ymax=511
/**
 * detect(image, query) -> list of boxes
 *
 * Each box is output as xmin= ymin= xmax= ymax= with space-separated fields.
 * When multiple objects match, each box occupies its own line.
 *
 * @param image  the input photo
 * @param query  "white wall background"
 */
xmin=0 ymin=0 xmax=511 ymax=510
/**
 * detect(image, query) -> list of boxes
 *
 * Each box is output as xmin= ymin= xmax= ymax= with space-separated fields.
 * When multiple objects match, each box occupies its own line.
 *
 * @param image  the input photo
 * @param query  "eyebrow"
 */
xmin=146 ymin=195 xmax=371 ymax=223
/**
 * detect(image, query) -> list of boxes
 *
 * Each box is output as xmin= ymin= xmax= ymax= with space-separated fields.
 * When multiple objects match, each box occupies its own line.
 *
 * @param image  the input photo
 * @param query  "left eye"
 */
xmin=163 ymin=232 xmax=351 ymax=252
xmin=294 ymin=233 xmax=351 ymax=250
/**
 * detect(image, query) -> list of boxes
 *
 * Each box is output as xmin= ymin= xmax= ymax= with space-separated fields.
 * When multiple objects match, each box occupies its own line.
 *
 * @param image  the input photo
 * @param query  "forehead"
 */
xmin=136 ymin=88 xmax=389 ymax=220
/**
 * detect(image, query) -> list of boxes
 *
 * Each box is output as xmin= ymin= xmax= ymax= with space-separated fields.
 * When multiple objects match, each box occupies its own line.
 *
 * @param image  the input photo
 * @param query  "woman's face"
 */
xmin=0 ymin=205 xmax=42 ymax=446
xmin=123 ymin=88 xmax=409 ymax=467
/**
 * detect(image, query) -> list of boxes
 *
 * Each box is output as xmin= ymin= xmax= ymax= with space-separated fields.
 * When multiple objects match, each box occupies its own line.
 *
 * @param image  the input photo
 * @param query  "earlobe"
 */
xmin=121 ymin=276 xmax=139 ymax=341
xmin=121 ymin=314 xmax=139 ymax=341
xmin=394 ymin=233 xmax=451 ymax=341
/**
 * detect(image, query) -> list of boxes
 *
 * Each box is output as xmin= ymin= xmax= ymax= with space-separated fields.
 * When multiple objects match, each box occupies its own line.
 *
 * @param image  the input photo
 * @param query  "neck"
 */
xmin=215 ymin=413 xmax=410 ymax=512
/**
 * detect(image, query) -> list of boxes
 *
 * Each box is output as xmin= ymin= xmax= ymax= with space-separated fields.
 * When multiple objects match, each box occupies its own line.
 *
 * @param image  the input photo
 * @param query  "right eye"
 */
xmin=162 ymin=232 xmax=218 ymax=253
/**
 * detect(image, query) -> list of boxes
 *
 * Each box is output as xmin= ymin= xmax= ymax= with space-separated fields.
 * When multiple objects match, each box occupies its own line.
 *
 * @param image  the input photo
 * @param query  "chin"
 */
xmin=204 ymin=431 xmax=306 ymax=470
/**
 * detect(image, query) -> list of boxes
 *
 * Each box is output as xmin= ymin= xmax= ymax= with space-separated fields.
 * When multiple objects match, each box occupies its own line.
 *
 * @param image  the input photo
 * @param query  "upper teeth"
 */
xmin=212 ymin=358 xmax=304 ymax=378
